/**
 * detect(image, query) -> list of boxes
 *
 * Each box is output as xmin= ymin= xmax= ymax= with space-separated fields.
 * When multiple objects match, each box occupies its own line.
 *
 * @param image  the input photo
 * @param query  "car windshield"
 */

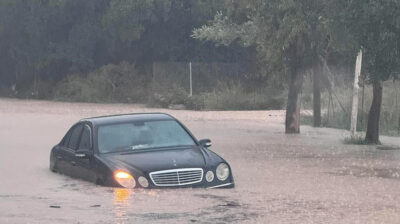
xmin=97 ymin=120 xmax=196 ymax=153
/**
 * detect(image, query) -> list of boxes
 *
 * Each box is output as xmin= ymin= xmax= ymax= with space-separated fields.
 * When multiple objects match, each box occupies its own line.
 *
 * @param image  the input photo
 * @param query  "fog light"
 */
xmin=205 ymin=171 xmax=214 ymax=182
xmin=114 ymin=171 xmax=136 ymax=188
xmin=138 ymin=176 xmax=149 ymax=188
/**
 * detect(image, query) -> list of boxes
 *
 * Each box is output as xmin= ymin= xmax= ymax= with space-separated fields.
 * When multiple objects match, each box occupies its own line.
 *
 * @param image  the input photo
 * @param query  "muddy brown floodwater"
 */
xmin=1 ymin=98 xmax=400 ymax=224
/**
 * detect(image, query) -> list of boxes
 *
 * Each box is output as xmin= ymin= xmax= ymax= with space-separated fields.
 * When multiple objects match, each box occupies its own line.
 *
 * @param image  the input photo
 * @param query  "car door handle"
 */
xmin=57 ymin=156 xmax=63 ymax=160
xmin=71 ymin=161 xmax=76 ymax=166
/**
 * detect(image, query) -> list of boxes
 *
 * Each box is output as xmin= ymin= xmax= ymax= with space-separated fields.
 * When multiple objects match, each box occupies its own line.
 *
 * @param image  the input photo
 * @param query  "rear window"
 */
xmin=67 ymin=125 xmax=83 ymax=150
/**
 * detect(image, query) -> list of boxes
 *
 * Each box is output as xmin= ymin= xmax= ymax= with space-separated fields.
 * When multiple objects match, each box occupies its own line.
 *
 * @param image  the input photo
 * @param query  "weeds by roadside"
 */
xmin=343 ymin=134 xmax=378 ymax=145
xmin=149 ymin=81 xmax=285 ymax=110
xmin=301 ymin=78 xmax=400 ymax=137
xmin=45 ymin=62 xmax=286 ymax=111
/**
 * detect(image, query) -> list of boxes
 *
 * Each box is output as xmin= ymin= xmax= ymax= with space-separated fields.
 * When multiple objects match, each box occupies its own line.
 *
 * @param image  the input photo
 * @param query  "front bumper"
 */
xmin=207 ymin=182 xmax=234 ymax=189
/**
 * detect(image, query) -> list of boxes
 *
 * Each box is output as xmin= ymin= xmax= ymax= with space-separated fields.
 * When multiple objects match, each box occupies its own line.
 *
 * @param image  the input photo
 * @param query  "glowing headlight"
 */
xmin=114 ymin=171 xmax=136 ymax=188
xmin=205 ymin=171 xmax=214 ymax=182
xmin=216 ymin=163 xmax=230 ymax=181
xmin=138 ymin=176 xmax=149 ymax=188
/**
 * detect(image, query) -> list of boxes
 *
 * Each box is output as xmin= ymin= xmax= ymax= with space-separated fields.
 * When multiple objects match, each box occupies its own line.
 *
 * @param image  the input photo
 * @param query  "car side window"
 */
xmin=67 ymin=125 xmax=83 ymax=150
xmin=78 ymin=125 xmax=92 ymax=150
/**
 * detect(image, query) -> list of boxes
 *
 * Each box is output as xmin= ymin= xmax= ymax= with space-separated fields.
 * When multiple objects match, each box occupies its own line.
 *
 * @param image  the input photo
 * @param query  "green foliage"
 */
xmin=184 ymin=95 xmax=205 ymax=110
xmin=192 ymin=12 xmax=257 ymax=47
xmin=53 ymin=62 xmax=149 ymax=103
xmin=148 ymin=84 xmax=189 ymax=108
xmin=192 ymin=0 xmax=331 ymax=79
xmin=0 ymin=0 xmax=245 ymax=94
xmin=327 ymin=0 xmax=400 ymax=82
xmin=103 ymin=0 xmax=160 ymax=43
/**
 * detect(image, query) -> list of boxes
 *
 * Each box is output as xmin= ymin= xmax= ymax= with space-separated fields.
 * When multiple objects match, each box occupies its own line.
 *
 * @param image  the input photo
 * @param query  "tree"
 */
xmin=312 ymin=64 xmax=322 ymax=127
xmin=0 ymin=0 xmax=110 ymax=94
xmin=328 ymin=0 xmax=400 ymax=143
xmin=193 ymin=0 xmax=330 ymax=133
xmin=0 ymin=0 xmax=243 ymax=97
xmin=102 ymin=0 xmax=239 ymax=63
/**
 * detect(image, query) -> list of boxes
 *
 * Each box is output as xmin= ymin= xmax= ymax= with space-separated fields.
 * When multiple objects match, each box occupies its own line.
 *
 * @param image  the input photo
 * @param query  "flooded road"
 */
xmin=1 ymin=98 xmax=400 ymax=223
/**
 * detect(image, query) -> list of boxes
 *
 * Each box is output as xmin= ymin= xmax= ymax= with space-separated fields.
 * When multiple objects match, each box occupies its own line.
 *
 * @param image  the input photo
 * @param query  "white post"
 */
xmin=189 ymin=62 xmax=193 ymax=97
xmin=350 ymin=49 xmax=363 ymax=136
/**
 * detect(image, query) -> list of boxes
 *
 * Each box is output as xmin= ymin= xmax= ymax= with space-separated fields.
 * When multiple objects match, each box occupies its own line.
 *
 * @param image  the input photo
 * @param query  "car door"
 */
xmin=73 ymin=124 xmax=97 ymax=183
xmin=57 ymin=124 xmax=83 ymax=177
xmin=54 ymin=129 xmax=71 ymax=173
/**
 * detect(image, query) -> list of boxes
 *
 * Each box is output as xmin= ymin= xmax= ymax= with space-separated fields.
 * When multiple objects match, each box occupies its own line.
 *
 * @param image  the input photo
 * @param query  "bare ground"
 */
xmin=0 ymin=98 xmax=400 ymax=224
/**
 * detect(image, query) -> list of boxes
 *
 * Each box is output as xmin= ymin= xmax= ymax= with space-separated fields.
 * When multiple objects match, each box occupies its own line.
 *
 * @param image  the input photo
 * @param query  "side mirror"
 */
xmin=75 ymin=149 xmax=92 ymax=158
xmin=199 ymin=139 xmax=212 ymax=148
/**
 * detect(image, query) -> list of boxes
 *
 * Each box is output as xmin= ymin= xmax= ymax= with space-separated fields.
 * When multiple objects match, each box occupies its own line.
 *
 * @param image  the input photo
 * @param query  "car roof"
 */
xmin=80 ymin=113 xmax=175 ymax=126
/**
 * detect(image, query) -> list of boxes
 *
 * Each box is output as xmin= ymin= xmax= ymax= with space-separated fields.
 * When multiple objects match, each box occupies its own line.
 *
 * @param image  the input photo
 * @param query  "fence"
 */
xmin=151 ymin=61 xmax=252 ymax=94
xmin=301 ymin=73 xmax=400 ymax=136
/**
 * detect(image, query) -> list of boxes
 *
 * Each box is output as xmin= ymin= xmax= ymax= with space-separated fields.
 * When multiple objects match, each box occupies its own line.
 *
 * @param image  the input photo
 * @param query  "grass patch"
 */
xmin=149 ymin=82 xmax=285 ymax=110
xmin=301 ymin=78 xmax=400 ymax=137
xmin=343 ymin=134 xmax=371 ymax=145
xmin=200 ymin=82 xmax=285 ymax=110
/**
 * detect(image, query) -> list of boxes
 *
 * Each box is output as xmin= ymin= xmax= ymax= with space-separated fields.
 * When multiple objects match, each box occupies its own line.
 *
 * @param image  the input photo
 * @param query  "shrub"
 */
xmin=53 ymin=62 xmax=149 ymax=103
xmin=184 ymin=95 xmax=205 ymax=110
xmin=148 ymin=81 xmax=285 ymax=111
xmin=51 ymin=61 xmax=287 ymax=111
xmin=148 ymin=84 xmax=189 ymax=108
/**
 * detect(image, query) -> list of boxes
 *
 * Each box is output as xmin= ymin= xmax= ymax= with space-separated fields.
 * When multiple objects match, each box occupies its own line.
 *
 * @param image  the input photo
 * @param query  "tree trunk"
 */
xmin=313 ymin=65 xmax=321 ymax=127
xmin=285 ymin=67 xmax=304 ymax=134
xmin=365 ymin=81 xmax=383 ymax=144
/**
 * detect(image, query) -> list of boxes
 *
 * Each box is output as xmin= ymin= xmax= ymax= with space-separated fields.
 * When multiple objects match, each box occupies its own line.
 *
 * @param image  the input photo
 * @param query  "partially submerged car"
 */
xmin=50 ymin=113 xmax=234 ymax=189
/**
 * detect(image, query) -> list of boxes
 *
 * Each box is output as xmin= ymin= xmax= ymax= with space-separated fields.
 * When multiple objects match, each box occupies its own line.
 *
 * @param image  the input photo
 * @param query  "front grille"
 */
xmin=150 ymin=168 xmax=203 ymax=186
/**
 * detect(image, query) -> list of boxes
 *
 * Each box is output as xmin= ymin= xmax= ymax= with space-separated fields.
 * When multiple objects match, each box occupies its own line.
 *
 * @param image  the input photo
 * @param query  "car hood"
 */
xmin=100 ymin=146 xmax=211 ymax=174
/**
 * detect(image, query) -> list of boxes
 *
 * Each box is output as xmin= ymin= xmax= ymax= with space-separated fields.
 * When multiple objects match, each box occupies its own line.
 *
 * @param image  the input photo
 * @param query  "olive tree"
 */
xmin=193 ymin=0 xmax=330 ymax=133
xmin=328 ymin=0 xmax=400 ymax=143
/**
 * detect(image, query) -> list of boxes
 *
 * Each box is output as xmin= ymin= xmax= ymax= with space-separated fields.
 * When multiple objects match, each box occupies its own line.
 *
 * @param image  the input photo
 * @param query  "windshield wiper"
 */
xmin=119 ymin=145 xmax=193 ymax=155
xmin=111 ymin=144 xmax=149 ymax=152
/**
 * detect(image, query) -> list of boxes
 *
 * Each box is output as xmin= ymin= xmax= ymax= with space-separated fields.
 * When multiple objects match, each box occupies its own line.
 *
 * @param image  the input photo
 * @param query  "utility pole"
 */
xmin=396 ymin=80 xmax=400 ymax=135
xmin=350 ymin=49 xmax=363 ymax=136
xmin=189 ymin=62 xmax=193 ymax=97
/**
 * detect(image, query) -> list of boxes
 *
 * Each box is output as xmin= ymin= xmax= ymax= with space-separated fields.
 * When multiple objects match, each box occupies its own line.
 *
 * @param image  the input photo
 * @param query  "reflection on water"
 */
xmin=113 ymin=188 xmax=161 ymax=223
xmin=113 ymin=188 xmax=132 ymax=223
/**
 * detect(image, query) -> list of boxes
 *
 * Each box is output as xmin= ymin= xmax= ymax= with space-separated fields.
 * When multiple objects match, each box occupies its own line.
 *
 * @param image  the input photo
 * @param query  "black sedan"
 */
xmin=49 ymin=113 xmax=234 ymax=189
